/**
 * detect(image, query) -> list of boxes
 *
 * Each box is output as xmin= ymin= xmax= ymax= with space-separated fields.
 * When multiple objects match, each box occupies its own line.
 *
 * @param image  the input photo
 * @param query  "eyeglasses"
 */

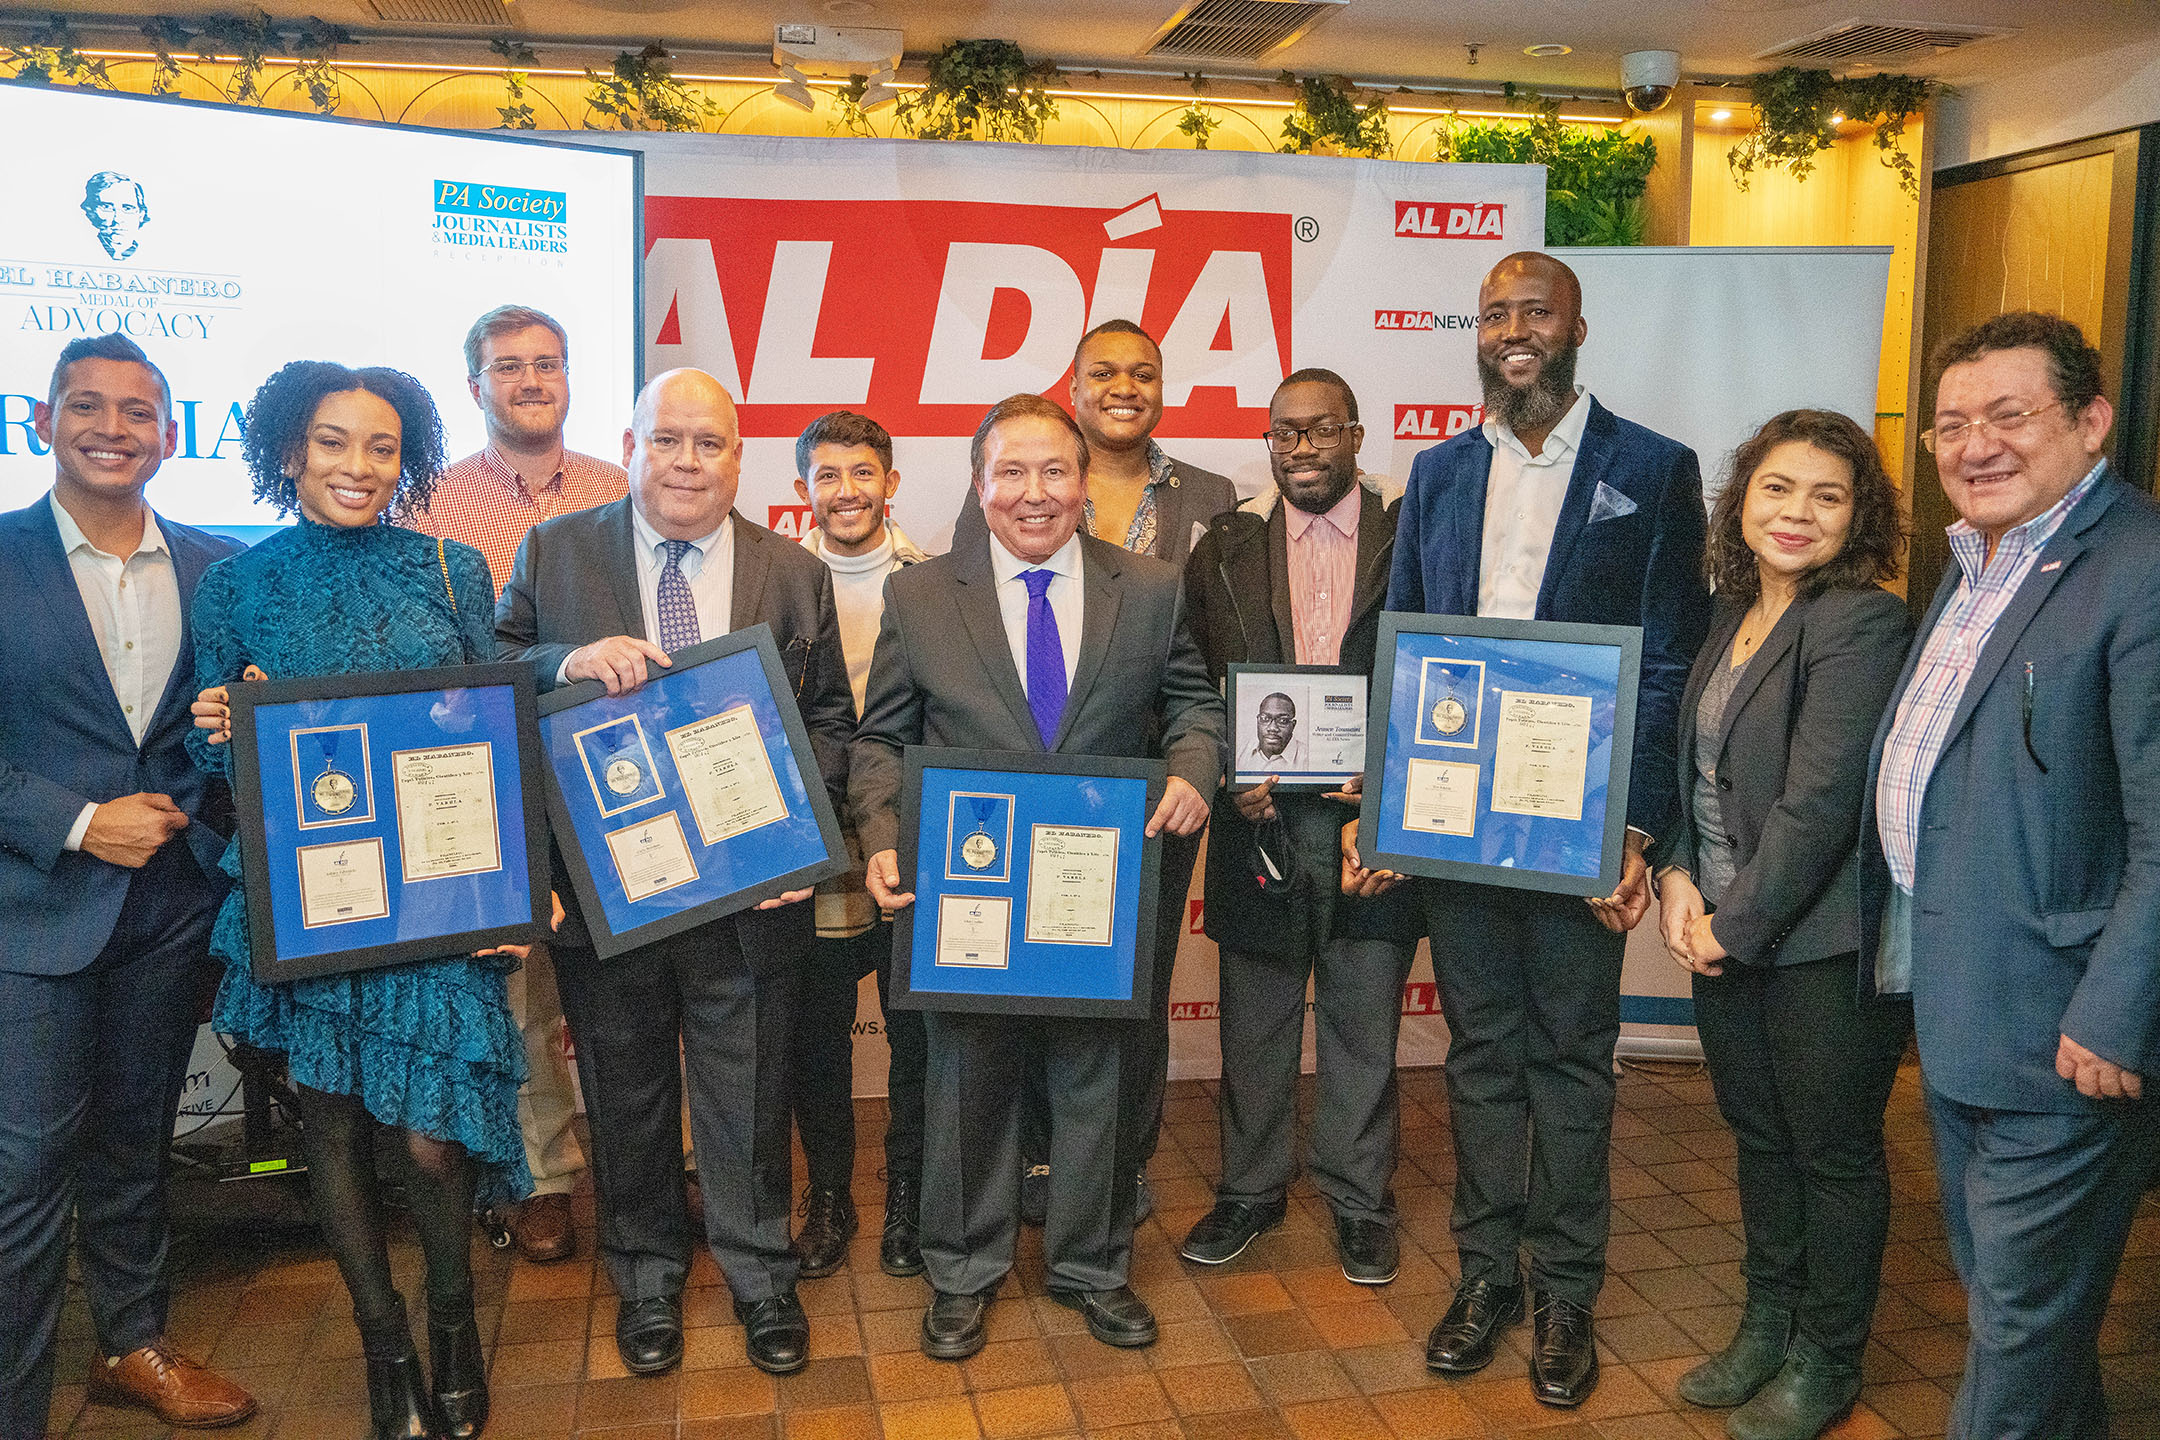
xmin=1263 ymin=421 xmax=1350 ymax=452
xmin=479 ymin=357 xmax=566 ymax=381
xmin=1921 ymin=399 xmax=2061 ymax=454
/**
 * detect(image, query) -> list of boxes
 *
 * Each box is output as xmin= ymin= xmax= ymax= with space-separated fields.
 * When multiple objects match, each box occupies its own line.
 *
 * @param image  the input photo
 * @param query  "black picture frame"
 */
xmin=535 ymin=624 xmax=847 ymax=959
xmin=1357 ymin=613 xmax=1642 ymax=897
xmin=1226 ymin=662 xmax=1370 ymax=791
xmin=890 ymin=746 xmax=1166 ymax=1020
xmin=228 ymin=661 xmax=550 ymax=983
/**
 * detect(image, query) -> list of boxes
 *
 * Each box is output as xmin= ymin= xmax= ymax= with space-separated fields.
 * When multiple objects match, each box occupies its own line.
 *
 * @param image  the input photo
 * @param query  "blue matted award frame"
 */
xmin=891 ymin=746 xmax=1166 ymax=1020
xmin=1358 ymin=614 xmax=1641 ymax=897
xmin=228 ymin=662 xmax=550 ymax=983
xmin=535 ymin=625 xmax=846 ymax=959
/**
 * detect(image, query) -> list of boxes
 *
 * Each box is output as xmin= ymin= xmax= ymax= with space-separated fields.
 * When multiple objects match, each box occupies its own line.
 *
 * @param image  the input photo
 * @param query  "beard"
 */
xmin=1478 ymin=342 xmax=1579 ymax=436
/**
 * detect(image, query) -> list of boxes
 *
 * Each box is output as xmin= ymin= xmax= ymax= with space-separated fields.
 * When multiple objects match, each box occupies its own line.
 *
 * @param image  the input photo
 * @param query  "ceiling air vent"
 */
xmin=366 ymin=0 xmax=515 ymax=26
xmin=1142 ymin=0 xmax=1349 ymax=63
xmin=1755 ymin=18 xmax=2011 ymax=65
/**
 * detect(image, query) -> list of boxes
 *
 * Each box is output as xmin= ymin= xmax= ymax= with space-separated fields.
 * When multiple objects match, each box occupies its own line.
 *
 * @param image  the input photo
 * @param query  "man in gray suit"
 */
xmin=852 ymin=393 xmax=1226 ymax=1361
xmin=496 ymin=368 xmax=854 ymax=1379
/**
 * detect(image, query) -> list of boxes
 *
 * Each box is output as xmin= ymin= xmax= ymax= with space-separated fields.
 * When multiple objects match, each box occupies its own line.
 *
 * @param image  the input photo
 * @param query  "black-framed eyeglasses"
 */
xmin=1263 ymin=421 xmax=1350 ymax=452
xmin=478 ymin=357 xmax=566 ymax=381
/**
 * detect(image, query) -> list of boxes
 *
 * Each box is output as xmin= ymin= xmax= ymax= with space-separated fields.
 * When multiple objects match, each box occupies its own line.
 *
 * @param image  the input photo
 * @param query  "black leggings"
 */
xmin=292 ymin=1084 xmax=476 ymax=1355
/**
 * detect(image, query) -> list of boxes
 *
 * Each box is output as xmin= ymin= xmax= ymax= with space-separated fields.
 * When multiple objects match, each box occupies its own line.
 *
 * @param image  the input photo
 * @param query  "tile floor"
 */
xmin=43 ymin=1056 xmax=2160 ymax=1438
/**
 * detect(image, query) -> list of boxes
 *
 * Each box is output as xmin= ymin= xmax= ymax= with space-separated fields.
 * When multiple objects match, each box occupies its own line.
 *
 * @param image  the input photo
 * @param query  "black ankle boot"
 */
xmin=427 ymin=1309 xmax=488 ymax=1440
xmin=365 ymin=1346 xmax=444 ymax=1440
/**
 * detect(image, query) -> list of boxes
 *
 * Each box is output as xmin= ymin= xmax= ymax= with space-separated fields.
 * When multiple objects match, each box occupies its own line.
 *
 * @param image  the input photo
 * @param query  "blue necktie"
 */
xmin=656 ymin=538 xmax=701 ymax=653
xmin=1021 ymin=568 xmax=1067 ymax=748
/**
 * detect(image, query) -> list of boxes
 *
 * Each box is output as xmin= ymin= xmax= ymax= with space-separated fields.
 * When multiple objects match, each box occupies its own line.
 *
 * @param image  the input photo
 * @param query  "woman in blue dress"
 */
xmin=190 ymin=361 xmax=530 ymax=1440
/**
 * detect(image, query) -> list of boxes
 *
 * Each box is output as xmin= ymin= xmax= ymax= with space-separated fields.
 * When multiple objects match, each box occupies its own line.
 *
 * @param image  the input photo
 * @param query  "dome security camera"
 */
xmin=1621 ymin=50 xmax=1680 ymax=114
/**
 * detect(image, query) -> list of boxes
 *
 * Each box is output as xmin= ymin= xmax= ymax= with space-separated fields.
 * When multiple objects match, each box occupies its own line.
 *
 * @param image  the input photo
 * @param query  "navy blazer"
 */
xmin=1385 ymin=398 xmax=1711 ymax=838
xmin=1860 ymin=472 xmax=2160 ymax=1113
xmin=0 ymin=498 xmax=242 ymax=975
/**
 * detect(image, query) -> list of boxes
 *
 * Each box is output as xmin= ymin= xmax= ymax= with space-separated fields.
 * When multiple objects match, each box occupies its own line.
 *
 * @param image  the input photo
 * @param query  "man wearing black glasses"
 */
xmin=406 ymin=304 xmax=627 ymax=1266
xmin=1178 ymin=369 xmax=1422 ymax=1288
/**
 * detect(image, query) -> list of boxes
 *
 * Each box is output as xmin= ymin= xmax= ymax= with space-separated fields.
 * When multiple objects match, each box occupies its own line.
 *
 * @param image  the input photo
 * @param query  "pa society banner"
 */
xmin=622 ymin=135 xmax=1545 ymax=547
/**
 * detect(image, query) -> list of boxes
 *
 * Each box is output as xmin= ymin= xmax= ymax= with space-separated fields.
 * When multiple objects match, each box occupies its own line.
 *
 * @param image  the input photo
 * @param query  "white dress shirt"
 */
xmin=1477 ymin=387 xmax=1593 ymax=620
xmin=51 ymin=492 xmax=183 ymax=850
xmin=632 ymin=505 xmax=734 ymax=645
xmin=988 ymin=531 xmax=1083 ymax=698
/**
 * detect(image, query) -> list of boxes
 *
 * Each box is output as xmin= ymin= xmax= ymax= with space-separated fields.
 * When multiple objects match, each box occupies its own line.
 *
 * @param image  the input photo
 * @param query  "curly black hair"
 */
xmin=242 ymin=360 xmax=448 ymax=522
xmin=1704 ymin=408 xmax=1906 ymax=605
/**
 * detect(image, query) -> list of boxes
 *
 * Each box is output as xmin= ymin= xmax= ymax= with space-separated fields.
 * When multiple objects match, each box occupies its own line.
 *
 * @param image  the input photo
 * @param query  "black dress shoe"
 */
xmin=1049 ymin=1285 xmax=1157 ymax=1348
xmin=736 ymin=1292 xmax=810 ymax=1375
xmin=1529 ymin=1292 xmax=1599 ymax=1407
xmin=615 ymin=1294 xmax=684 ymax=1375
xmin=1019 ymin=1161 xmax=1050 ymax=1227
xmin=1179 ymin=1197 xmax=1287 ymax=1265
xmin=1334 ymin=1213 xmax=1400 ymax=1286
xmin=921 ymin=1290 xmax=990 ymax=1360
xmin=793 ymin=1185 xmax=858 ymax=1279
xmin=364 ymin=1345 xmax=444 ymax=1440
xmin=426 ymin=1310 xmax=488 ymax=1440
xmin=880 ymin=1177 xmax=925 ymax=1278
xmin=1424 ymin=1278 xmax=1523 ymax=1374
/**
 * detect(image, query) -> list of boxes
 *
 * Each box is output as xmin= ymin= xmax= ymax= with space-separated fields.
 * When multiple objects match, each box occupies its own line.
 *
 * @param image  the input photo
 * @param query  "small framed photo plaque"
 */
xmin=1226 ymin=664 xmax=1369 ymax=790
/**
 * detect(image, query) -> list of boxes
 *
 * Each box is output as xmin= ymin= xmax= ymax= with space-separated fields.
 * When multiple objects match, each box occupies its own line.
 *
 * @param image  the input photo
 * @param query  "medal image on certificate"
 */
xmin=665 ymin=705 xmax=790 ymax=848
xmin=296 ymin=836 xmax=390 ymax=928
xmin=392 ymin=744 xmax=504 ymax=881
xmin=1414 ymin=658 xmax=1485 ymax=749
xmin=935 ymin=894 xmax=1012 ymax=969
xmin=1025 ymin=824 xmax=1119 ymax=946
xmin=944 ymin=791 xmax=1015 ymax=883
xmin=1489 ymin=690 xmax=1593 ymax=822
xmin=573 ymin=713 xmax=665 ymax=818
xmin=603 ymin=811 xmax=700 ymax=903
xmin=1403 ymin=758 xmax=1480 ymax=836
xmin=292 ymin=723 xmax=374 ymax=829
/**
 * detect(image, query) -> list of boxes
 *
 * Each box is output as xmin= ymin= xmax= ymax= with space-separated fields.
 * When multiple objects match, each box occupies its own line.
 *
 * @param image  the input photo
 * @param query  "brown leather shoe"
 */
xmin=512 ymin=1192 xmax=577 ymax=1263
xmin=87 ymin=1342 xmax=256 ymax=1428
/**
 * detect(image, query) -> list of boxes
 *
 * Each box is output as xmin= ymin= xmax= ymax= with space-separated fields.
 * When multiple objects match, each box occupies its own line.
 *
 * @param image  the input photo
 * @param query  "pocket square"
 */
xmin=1589 ymin=481 xmax=1638 ymax=524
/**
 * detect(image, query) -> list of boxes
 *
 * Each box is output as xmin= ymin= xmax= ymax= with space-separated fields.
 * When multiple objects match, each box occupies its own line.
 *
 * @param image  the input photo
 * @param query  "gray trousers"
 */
xmin=921 ymin=1011 xmax=1137 ymax=1295
xmin=1422 ymin=880 xmax=1624 ymax=1307
xmin=554 ymin=919 xmax=798 ymax=1304
xmin=1215 ymin=938 xmax=1416 ymax=1221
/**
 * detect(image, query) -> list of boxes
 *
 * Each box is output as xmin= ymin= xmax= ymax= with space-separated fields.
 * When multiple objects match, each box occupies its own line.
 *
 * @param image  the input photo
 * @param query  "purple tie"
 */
xmin=1021 ymin=568 xmax=1067 ymax=748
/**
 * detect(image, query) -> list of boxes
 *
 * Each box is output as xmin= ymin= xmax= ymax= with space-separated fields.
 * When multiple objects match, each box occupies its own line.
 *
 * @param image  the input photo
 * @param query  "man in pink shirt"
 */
xmin=1176 ymin=369 xmax=1422 ymax=1286
xmin=405 ymin=304 xmax=626 ymax=1264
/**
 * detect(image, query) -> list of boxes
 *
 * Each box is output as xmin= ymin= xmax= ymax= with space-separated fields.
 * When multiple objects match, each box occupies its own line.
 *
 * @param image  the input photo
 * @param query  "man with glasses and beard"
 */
xmin=1378 ymin=252 xmax=1710 ymax=1407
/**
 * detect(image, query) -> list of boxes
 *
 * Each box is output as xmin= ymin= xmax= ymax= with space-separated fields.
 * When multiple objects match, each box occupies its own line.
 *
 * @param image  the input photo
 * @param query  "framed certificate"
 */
xmin=1357 ymin=613 xmax=1642 ymax=896
xmin=228 ymin=663 xmax=550 ymax=983
xmin=891 ymin=747 xmax=1166 ymax=1019
xmin=1227 ymin=664 xmax=1369 ymax=790
xmin=535 ymin=625 xmax=846 ymax=959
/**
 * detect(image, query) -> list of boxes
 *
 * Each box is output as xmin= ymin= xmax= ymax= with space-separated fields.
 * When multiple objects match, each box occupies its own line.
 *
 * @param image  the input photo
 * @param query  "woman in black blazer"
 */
xmin=1654 ymin=410 xmax=1911 ymax=1439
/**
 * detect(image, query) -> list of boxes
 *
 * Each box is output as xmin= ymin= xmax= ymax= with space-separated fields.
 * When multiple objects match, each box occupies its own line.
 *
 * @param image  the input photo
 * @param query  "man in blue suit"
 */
xmin=1381 ymin=252 xmax=1710 ymax=1407
xmin=1865 ymin=311 xmax=2160 ymax=1438
xmin=0 ymin=335 xmax=256 ymax=1437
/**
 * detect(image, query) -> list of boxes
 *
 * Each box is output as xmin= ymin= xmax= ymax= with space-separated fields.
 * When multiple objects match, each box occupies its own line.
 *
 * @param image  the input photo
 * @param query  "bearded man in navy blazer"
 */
xmin=1865 ymin=312 xmax=2160 ymax=1439
xmin=1379 ymin=252 xmax=1710 ymax=1407
xmin=0 ymin=336 xmax=256 ymax=1437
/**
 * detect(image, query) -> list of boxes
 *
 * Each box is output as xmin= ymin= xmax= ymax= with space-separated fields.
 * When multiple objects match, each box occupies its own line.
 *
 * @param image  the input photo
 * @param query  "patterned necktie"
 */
xmin=1021 ymin=568 xmax=1067 ymax=748
xmin=656 ymin=538 xmax=701 ymax=653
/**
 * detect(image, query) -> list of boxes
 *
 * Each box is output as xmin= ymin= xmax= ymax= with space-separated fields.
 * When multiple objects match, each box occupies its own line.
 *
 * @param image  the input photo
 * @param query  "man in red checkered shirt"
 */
xmin=405 ymin=304 xmax=627 ymax=1264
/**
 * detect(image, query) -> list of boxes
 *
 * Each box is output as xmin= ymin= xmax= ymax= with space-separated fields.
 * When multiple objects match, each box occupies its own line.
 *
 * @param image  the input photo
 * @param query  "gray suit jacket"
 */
xmin=495 ymin=498 xmax=855 ymax=963
xmin=849 ymin=530 xmax=1227 ymax=861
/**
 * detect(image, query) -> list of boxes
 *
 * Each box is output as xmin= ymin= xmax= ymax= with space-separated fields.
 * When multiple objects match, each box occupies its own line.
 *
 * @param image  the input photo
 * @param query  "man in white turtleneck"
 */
xmin=787 ymin=411 xmax=932 ymax=1281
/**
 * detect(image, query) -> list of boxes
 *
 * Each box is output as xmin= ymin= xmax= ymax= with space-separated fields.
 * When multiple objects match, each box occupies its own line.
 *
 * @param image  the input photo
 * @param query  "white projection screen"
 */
xmin=0 ymin=86 xmax=642 ymax=539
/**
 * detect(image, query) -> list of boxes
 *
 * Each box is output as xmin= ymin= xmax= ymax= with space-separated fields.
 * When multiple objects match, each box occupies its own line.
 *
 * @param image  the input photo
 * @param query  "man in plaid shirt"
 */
xmin=406 ymin=304 xmax=627 ymax=1264
xmin=1863 ymin=311 xmax=2160 ymax=1439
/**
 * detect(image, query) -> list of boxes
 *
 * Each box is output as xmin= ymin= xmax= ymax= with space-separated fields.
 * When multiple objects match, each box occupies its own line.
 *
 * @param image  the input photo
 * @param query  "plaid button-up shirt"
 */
xmin=1876 ymin=461 xmax=2105 ymax=891
xmin=406 ymin=445 xmax=628 ymax=597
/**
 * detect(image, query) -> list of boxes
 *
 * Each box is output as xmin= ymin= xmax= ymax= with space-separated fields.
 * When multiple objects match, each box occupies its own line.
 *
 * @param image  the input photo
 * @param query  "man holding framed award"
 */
xmin=495 ymin=368 xmax=855 ymax=1378
xmin=1180 ymin=369 xmax=1423 ymax=1285
xmin=1383 ymin=253 xmax=1710 ymax=1407
xmin=851 ymin=394 xmax=1225 ymax=1362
